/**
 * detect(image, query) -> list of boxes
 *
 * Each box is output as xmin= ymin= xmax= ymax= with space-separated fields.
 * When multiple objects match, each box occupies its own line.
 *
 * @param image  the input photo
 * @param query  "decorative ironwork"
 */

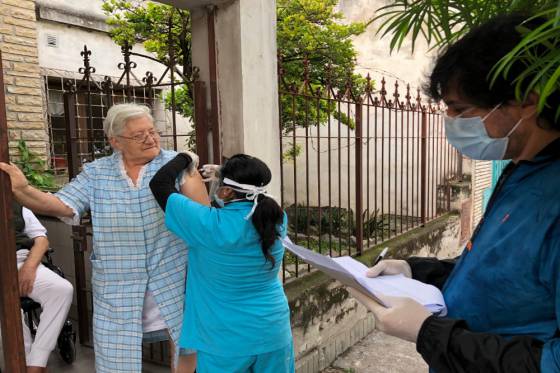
xmin=78 ymin=46 xmax=95 ymax=78
xmin=277 ymin=55 xmax=460 ymax=283
xmin=57 ymin=39 xmax=211 ymax=367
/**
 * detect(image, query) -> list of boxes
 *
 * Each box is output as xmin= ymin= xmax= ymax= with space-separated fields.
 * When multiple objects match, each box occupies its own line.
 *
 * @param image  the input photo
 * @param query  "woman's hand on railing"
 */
xmin=0 ymin=162 xmax=29 ymax=192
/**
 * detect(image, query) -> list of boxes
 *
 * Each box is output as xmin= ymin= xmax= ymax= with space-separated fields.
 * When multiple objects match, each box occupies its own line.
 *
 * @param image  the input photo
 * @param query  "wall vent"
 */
xmin=47 ymin=34 xmax=58 ymax=48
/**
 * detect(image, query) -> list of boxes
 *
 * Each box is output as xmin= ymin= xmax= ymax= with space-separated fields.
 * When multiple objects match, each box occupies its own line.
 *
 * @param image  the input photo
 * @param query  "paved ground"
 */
xmin=322 ymin=330 xmax=428 ymax=373
xmin=0 ymin=338 xmax=169 ymax=373
xmin=2 ymin=327 xmax=426 ymax=373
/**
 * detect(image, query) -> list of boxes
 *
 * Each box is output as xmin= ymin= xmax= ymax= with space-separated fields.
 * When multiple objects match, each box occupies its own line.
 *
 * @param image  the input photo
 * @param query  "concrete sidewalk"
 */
xmin=0 ymin=337 xmax=170 ymax=373
xmin=322 ymin=330 xmax=428 ymax=373
xmin=2 ymin=323 xmax=425 ymax=373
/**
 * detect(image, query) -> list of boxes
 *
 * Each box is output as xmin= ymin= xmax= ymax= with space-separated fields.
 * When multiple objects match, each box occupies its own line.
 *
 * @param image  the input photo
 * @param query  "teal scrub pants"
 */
xmin=196 ymin=342 xmax=294 ymax=373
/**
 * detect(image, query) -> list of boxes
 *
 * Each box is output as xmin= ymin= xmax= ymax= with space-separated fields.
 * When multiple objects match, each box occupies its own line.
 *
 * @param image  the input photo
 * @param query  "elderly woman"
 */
xmin=0 ymin=103 xmax=208 ymax=373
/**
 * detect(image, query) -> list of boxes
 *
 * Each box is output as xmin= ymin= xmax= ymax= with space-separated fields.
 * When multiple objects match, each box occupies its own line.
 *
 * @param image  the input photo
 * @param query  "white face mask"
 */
xmin=444 ymin=104 xmax=524 ymax=160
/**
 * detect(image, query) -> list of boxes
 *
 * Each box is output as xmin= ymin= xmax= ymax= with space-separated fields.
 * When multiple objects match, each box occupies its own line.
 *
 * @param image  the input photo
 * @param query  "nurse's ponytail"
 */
xmin=220 ymin=154 xmax=284 ymax=268
xmin=251 ymin=194 xmax=283 ymax=268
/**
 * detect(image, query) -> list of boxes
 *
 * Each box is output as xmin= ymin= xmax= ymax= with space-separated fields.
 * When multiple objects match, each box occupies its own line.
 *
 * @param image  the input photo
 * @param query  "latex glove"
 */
xmin=0 ymin=162 xmax=29 ymax=192
xmin=367 ymin=259 xmax=412 ymax=278
xmin=18 ymin=264 xmax=37 ymax=296
xmin=348 ymin=288 xmax=431 ymax=343
xmin=199 ymin=164 xmax=221 ymax=183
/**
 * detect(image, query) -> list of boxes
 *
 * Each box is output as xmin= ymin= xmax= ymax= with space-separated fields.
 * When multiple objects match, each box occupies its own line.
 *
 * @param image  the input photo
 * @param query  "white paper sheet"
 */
xmin=282 ymin=237 xmax=447 ymax=315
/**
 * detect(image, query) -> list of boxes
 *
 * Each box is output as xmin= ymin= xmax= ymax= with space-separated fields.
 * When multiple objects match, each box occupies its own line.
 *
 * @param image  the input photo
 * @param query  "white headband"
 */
xmin=222 ymin=177 xmax=273 ymax=219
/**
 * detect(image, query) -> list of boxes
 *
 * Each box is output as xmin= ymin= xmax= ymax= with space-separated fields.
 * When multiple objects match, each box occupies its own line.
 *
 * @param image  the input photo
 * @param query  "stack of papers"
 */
xmin=282 ymin=238 xmax=447 ymax=316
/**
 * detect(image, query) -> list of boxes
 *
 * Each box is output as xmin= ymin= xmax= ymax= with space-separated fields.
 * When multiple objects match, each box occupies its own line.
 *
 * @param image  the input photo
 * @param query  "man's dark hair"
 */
xmin=426 ymin=13 xmax=560 ymax=130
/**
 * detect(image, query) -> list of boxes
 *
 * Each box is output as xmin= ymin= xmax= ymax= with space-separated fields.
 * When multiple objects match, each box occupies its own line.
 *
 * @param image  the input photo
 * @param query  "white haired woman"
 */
xmin=0 ymin=103 xmax=208 ymax=373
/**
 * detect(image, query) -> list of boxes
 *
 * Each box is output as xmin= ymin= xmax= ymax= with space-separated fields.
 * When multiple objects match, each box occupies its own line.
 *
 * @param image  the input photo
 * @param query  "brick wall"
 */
xmin=0 ymin=0 xmax=48 ymax=159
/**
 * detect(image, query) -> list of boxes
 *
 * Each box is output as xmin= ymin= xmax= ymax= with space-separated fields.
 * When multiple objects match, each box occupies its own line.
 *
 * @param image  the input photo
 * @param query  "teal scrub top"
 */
xmin=164 ymin=193 xmax=292 ymax=357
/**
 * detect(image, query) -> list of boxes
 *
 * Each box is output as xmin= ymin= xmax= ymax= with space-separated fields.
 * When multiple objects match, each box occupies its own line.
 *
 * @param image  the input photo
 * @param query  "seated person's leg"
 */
xmin=25 ymin=263 xmax=73 ymax=368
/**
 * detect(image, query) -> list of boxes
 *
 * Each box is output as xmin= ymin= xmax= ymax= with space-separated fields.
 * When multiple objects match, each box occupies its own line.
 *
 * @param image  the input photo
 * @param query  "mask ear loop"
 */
xmin=482 ymin=103 xmax=502 ymax=121
xmin=504 ymin=109 xmax=535 ymax=138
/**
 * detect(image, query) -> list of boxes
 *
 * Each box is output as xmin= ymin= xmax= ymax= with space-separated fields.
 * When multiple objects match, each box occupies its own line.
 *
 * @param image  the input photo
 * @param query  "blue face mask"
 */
xmin=444 ymin=104 xmax=523 ymax=160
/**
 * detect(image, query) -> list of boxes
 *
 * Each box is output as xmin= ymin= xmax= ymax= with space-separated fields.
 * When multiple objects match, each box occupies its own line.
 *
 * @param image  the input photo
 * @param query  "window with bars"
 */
xmin=43 ymin=75 xmax=169 ymax=177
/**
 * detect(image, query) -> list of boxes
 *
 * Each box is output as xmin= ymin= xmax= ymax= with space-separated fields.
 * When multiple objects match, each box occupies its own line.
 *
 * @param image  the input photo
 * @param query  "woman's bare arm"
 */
xmin=0 ymin=162 xmax=73 ymax=217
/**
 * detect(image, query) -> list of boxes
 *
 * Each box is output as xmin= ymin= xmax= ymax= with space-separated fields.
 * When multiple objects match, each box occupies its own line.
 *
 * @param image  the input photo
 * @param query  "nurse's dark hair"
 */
xmin=220 ymin=154 xmax=283 ymax=268
xmin=426 ymin=13 xmax=560 ymax=130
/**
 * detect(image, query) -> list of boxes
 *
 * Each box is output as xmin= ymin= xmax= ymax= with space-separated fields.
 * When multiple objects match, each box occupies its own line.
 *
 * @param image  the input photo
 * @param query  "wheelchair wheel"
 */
xmin=57 ymin=320 xmax=76 ymax=364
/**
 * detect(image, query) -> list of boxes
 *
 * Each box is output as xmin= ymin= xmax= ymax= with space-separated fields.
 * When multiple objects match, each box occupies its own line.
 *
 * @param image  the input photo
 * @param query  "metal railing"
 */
xmin=278 ymin=59 xmax=461 ymax=282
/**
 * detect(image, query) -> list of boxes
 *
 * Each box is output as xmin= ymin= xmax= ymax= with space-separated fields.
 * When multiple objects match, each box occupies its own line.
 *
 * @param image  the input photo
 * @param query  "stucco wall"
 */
xmin=338 ymin=0 xmax=435 ymax=91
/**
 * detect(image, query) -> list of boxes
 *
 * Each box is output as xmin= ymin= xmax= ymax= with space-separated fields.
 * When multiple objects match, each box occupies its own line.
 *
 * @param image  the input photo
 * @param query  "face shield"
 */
xmin=209 ymin=178 xmax=225 ymax=208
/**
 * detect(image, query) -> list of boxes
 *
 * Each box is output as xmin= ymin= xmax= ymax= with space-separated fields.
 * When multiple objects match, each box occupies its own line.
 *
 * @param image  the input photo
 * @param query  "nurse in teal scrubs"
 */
xmin=150 ymin=153 xmax=294 ymax=373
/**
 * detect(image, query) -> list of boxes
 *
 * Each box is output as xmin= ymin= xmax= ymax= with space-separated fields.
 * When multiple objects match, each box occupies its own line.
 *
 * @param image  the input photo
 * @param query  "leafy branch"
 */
xmin=14 ymin=140 xmax=57 ymax=190
xmin=373 ymin=0 xmax=560 ymax=117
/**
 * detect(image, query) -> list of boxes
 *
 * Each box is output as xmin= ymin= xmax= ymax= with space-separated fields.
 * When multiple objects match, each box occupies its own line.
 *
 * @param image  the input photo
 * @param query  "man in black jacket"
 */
xmin=350 ymin=14 xmax=560 ymax=372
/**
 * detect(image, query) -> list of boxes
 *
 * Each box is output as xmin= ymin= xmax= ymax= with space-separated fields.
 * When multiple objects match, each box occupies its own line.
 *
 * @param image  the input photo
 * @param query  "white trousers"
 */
xmin=17 ymin=250 xmax=74 ymax=367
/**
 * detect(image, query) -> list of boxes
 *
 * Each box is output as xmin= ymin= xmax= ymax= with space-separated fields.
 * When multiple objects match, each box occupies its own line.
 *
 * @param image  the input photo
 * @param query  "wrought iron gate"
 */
xmin=61 ymin=43 xmax=212 ymax=365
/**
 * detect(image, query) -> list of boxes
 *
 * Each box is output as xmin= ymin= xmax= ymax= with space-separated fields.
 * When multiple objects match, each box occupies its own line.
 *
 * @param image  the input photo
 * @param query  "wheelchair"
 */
xmin=20 ymin=248 xmax=76 ymax=365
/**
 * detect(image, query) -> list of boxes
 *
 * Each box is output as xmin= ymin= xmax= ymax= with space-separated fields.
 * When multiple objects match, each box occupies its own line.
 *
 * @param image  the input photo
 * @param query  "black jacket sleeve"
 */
xmin=417 ymin=316 xmax=543 ymax=372
xmin=149 ymin=153 xmax=192 ymax=211
xmin=406 ymin=257 xmax=458 ymax=290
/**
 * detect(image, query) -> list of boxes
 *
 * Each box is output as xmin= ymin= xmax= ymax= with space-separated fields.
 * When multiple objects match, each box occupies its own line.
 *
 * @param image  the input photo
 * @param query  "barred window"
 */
xmin=43 ymin=74 xmax=166 ymax=177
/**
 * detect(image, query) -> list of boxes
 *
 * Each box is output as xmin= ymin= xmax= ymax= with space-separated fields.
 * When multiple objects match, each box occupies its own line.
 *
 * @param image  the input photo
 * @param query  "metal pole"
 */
xmin=420 ymin=110 xmax=428 ymax=225
xmin=0 ymin=50 xmax=27 ymax=373
xmin=355 ymin=102 xmax=364 ymax=255
xmin=194 ymin=81 xmax=210 ymax=166
xmin=207 ymin=7 xmax=221 ymax=163
xmin=72 ymin=225 xmax=90 ymax=345
xmin=63 ymin=89 xmax=91 ymax=345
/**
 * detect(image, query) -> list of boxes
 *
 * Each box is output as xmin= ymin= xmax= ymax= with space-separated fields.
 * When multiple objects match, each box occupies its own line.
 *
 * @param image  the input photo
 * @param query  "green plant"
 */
xmin=282 ymin=142 xmax=302 ymax=162
xmin=362 ymin=209 xmax=389 ymax=239
xmin=283 ymin=237 xmax=343 ymax=265
xmin=14 ymin=140 xmax=57 ymax=189
xmin=103 ymin=0 xmax=369 ymax=131
xmin=285 ymin=204 xmax=355 ymax=236
xmin=372 ymin=0 xmax=560 ymax=119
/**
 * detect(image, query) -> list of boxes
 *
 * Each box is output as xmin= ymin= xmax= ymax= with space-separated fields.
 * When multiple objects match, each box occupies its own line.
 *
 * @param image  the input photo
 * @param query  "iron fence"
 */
xmin=278 ymin=59 xmax=461 ymax=282
xmin=40 ymin=45 xmax=460 ymax=364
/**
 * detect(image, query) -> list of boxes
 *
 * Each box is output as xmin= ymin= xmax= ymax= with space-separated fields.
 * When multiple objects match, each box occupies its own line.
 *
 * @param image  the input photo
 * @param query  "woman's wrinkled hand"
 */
xmin=0 ymin=162 xmax=29 ymax=192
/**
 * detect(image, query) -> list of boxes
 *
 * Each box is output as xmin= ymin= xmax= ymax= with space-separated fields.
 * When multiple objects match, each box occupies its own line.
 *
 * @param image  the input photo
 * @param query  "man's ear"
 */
xmin=521 ymin=92 xmax=539 ymax=110
xmin=520 ymin=92 xmax=539 ymax=120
